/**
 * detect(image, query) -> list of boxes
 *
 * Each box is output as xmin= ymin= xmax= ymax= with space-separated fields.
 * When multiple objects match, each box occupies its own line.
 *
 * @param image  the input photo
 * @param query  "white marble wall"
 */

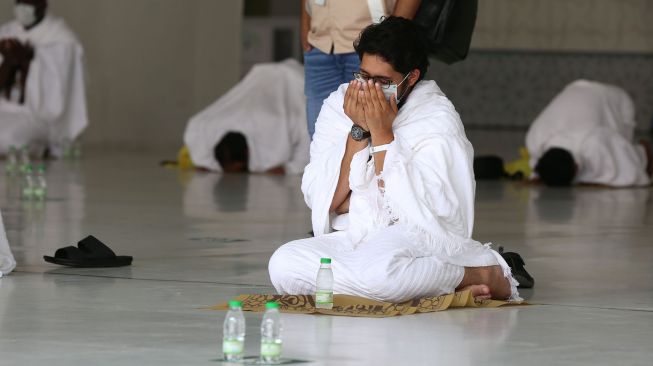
xmin=473 ymin=0 xmax=653 ymax=52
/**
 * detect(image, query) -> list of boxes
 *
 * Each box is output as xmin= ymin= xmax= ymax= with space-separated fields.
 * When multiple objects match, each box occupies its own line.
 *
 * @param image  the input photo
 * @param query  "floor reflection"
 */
xmin=528 ymin=186 xmax=651 ymax=227
xmin=1 ymin=161 xmax=85 ymax=266
xmin=281 ymin=307 xmax=519 ymax=364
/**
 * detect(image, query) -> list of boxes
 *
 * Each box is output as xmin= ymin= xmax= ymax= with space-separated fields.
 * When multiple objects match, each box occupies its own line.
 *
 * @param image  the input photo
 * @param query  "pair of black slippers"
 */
xmin=44 ymin=235 xmax=132 ymax=268
xmin=498 ymin=246 xmax=534 ymax=288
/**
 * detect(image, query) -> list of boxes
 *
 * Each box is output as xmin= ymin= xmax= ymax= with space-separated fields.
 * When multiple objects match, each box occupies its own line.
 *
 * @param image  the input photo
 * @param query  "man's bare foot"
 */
xmin=460 ymin=284 xmax=492 ymax=300
xmin=457 ymin=265 xmax=512 ymax=300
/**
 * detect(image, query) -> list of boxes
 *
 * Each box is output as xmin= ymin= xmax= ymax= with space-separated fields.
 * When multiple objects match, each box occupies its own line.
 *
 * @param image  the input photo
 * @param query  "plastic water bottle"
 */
xmin=33 ymin=164 xmax=47 ymax=201
xmin=5 ymin=146 xmax=18 ymax=175
xmin=19 ymin=146 xmax=30 ymax=174
xmin=260 ymin=301 xmax=283 ymax=364
xmin=22 ymin=164 xmax=35 ymax=200
xmin=222 ymin=300 xmax=246 ymax=362
xmin=315 ymin=258 xmax=334 ymax=309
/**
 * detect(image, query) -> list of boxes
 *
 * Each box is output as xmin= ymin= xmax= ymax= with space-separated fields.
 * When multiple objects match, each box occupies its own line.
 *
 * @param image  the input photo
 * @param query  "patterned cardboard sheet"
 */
xmin=208 ymin=290 xmax=528 ymax=318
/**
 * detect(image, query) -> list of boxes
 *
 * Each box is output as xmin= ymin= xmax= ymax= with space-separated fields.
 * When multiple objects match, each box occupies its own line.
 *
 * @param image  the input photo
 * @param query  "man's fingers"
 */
xmin=375 ymin=82 xmax=388 ymax=110
xmin=368 ymin=80 xmax=384 ymax=111
xmin=362 ymin=81 xmax=373 ymax=110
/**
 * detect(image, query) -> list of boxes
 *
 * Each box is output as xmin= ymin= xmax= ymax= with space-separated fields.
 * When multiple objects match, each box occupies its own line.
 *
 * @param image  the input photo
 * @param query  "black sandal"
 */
xmin=498 ymin=246 xmax=534 ymax=288
xmin=44 ymin=235 xmax=133 ymax=268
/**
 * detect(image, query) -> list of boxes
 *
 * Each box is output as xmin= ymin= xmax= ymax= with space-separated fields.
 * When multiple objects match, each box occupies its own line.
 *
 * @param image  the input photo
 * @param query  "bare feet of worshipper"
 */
xmin=459 ymin=284 xmax=492 ymax=301
xmin=456 ymin=265 xmax=512 ymax=300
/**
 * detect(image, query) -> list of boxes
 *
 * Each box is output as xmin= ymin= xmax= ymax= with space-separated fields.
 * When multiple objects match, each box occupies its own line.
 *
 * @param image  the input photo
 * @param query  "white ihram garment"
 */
xmin=269 ymin=81 xmax=521 ymax=303
xmin=184 ymin=59 xmax=310 ymax=174
xmin=0 ymin=15 xmax=88 ymax=156
xmin=526 ymin=79 xmax=650 ymax=187
xmin=0 ymin=209 xmax=16 ymax=276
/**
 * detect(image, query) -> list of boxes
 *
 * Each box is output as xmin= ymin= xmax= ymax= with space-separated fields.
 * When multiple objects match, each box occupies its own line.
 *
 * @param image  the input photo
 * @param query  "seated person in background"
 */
xmin=183 ymin=59 xmax=310 ymax=175
xmin=269 ymin=17 xmax=528 ymax=303
xmin=527 ymin=80 xmax=652 ymax=187
xmin=0 ymin=0 xmax=87 ymax=157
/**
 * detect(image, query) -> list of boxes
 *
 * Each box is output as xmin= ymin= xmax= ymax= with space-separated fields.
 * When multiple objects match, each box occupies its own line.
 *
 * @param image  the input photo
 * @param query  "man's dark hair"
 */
xmin=535 ymin=148 xmax=576 ymax=187
xmin=214 ymin=132 xmax=248 ymax=171
xmin=354 ymin=16 xmax=429 ymax=81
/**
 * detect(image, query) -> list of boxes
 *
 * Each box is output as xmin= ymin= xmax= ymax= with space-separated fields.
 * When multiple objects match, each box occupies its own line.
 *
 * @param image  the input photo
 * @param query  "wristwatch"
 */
xmin=350 ymin=124 xmax=371 ymax=141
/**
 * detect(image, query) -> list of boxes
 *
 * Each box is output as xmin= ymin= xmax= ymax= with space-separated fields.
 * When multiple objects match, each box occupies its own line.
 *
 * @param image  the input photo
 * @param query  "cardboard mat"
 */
xmin=209 ymin=290 xmax=528 ymax=317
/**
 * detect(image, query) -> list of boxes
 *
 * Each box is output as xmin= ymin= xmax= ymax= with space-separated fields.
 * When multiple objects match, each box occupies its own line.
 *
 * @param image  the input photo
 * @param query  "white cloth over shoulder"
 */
xmin=526 ymin=79 xmax=650 ymax=187
xmin=0 ymin=209 xmax=16 ymax=276
xmin=270 ymin=80 xmax=521 ymax=302
xmin=0 ymin=15 xmax=88 ymax=156
xmin=184 ymin=59 xmax=310 ymax=174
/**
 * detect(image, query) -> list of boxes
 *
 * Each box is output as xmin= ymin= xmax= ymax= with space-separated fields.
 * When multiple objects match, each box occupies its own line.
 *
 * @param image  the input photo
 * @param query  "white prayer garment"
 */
xmin=0 ymin=15 xmax=88 ymax=156
xmin=184 ymin=59 xmax=310 ymax=174
xmin=0 ymin=209 xmax=16 ymax=276
xmin=269 ymin=81 xmax=521 ymax=302
xmin=526 ymin=80 xmax=650 ymax=187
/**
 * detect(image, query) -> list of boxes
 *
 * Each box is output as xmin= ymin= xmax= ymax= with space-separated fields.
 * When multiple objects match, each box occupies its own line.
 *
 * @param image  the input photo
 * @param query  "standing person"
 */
xmin=301 ymin=0 xmax=422 ymax=138
xmin=0 ymin=0 xmax=87 ymax=157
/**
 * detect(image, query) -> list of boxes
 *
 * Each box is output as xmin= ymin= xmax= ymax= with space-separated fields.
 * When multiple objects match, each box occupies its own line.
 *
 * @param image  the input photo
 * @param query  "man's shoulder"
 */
xmin=44 ymin=16 xmax=81 ymax=44
xmin=400 ymin=80 xmax=463 ymax=133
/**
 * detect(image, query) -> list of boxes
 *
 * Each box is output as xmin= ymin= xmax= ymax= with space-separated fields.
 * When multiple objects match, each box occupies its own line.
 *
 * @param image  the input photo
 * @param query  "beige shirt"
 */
xmin=307 ymin=0 xmax=396 ymax=54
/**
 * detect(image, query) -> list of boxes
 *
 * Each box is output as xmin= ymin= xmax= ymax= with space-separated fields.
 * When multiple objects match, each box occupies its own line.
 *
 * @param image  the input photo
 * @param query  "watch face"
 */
xmin=351 ymin=125 xmax=364 ymax=140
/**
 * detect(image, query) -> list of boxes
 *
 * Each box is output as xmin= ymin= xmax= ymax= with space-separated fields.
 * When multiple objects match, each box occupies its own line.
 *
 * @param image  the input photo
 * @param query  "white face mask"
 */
xmin=14 ymin=4 xmax=37 ymax=28
xmin=381 ymin=73 xmax=411 ymax=102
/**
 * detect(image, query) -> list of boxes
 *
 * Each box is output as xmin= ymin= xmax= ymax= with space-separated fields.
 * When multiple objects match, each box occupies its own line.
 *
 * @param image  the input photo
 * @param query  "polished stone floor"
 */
xmin=1 ymin=146 xmax=652 ymax=366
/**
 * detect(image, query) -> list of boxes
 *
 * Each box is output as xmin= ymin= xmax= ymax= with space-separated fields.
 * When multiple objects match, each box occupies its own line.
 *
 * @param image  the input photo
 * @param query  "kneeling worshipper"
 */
xmin=526 ymin=79 xmax=652 ymax=187
xmin=0 ymin=0 xmax=88 ymax=157
xmin=269 ymin=17 xmax=530 ymax=303
xmin=183 ymin=59 xmax=310 ymax=175
xmin=1 ymin=209 xmax=17 ymax=276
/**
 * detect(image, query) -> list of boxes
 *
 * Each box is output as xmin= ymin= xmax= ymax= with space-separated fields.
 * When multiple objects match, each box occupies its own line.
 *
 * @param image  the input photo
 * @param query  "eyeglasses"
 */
xmin=352 ymin=72 xmax=395 ymax=89
xmin=352 ymin=72 xmax=410 ymax=90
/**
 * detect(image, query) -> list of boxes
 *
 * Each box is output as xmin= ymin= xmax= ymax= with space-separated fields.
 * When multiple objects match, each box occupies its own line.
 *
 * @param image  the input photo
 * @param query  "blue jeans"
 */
xmin=304 ymin=48 xmax=360 ymax=138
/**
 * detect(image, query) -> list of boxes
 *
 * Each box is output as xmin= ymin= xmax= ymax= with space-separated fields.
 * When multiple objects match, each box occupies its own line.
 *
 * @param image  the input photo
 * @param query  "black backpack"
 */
xmin=412 ymin=0 xmax=478 ymax=64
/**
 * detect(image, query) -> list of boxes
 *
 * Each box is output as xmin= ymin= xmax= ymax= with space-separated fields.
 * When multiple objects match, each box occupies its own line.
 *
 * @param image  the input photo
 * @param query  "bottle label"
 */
xmin=315 ymin=291 xmax=333 ymax=305
xmin=222 ymin=339 xmax=244 ymax=355
xmin=260 ymin=341 xmax=282 ymax=357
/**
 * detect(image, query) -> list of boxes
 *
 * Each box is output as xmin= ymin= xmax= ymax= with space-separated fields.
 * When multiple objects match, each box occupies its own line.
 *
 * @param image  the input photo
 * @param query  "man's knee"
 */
xmin=268 ymin=245 xmax=290 ymax=287
xmin=268 ymin=240 xmax=317 ymax=294
xmin=268 ymin=243 xmax=302 ymax=291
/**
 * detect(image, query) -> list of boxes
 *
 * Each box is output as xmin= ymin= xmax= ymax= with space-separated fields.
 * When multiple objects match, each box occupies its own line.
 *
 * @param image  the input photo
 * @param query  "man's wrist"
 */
xmin=370 ymin=129 xmax=394 ymax=146
xmin=347 ymin=134 xmax=370 ymax=157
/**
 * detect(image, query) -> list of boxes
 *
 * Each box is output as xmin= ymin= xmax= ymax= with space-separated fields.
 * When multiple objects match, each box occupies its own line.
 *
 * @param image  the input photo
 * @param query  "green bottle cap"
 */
xmin=38 ymin=164 xmax=46 ymax=173
xmin=228 ymin=300 xmax=243 ymax=308
xmin=265 ymin=301 xmax=280 ymax=309
xmin=320 ymin=258 xmax=331 ymax=264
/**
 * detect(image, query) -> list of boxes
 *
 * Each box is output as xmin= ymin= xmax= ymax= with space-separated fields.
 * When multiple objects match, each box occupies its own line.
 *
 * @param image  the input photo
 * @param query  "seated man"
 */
xmin=183 ymin=59 xmax=310 ymax=175
xmin=527 ymin=80 xmax=652 ymax=187
xmin=0 ymin=0 xmax=87 ymax=157
xmin=269 ymin=17 xmax=526 ymax=303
